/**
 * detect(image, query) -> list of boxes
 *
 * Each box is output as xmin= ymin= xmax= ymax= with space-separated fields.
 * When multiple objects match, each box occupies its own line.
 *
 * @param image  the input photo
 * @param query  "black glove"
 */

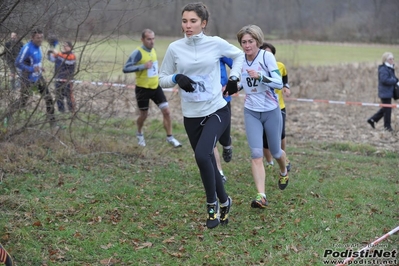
xmin=223 ymin=78 xmax=238 ymax=96
xmin=175 ymin=74 xmax=196 ymax=93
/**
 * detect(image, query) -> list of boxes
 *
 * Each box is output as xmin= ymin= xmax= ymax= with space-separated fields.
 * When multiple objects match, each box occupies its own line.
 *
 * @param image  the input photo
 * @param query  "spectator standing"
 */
xmin=4 ymin=32 xmax=23 ymax=90
xmin=367 ymin=52 xmax=399 ymax=132
xmin=3 ymin=28 xmax=55 ymax=128
xmin=159 ymin=2 xmax=244 ymax=228
xmin=123 ymin=29 xmax=182 ymax=148
xmin=47 ymin=41 xmax=76 ymax=113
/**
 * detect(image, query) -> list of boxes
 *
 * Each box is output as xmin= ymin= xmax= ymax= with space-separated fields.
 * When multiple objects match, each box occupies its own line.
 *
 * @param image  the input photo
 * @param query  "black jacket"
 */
xmin=4 ymin=39 xmax=23 ymax=65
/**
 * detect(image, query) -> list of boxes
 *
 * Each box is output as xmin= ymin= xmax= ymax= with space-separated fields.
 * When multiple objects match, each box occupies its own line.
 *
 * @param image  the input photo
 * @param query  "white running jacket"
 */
xmin=159 ymin=32 xmax=244 ymax=118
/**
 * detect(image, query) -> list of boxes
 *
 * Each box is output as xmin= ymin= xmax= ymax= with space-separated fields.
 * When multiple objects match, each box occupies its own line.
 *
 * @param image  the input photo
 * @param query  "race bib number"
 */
xmin=241 ymin=71 xmax=268 ymax=94
xmin=147 ymin=61 xmax=158 ymax=77
xmin=180 ymin=75 xmax=213 ymax=102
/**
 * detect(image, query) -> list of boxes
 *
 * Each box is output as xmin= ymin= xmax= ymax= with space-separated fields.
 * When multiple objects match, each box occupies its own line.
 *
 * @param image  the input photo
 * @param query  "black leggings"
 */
xmin=184 ymin=105 xmax=231 ymax=204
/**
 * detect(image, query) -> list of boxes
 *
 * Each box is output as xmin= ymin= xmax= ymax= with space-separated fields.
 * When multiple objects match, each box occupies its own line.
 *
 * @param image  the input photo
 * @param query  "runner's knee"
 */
xmin=251 ymin=148 xmax=263 ymax=159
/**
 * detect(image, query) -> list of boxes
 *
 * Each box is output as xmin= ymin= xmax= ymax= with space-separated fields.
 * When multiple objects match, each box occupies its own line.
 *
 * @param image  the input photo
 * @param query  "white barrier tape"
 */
xmin=54 ymin=79 xmax=399 ymax=108
xmin=285 ymin=97 xmax=398 ymax=108
xmin=55 ymin=79 xmax=136 ymax=89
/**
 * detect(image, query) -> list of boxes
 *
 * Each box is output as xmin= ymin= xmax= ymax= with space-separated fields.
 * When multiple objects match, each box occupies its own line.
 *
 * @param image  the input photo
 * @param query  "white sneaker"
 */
xmin=137 ymin=134 xmax=146 ymax=147
xmin=167 ymin=136 xmax=182 ymax=148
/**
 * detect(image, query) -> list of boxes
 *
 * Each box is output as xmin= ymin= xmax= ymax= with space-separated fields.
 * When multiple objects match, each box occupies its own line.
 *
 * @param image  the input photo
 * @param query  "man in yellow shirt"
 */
xmin=260 ymin=42 xmax=291 ymax=171
xmin=123 ymin=29 xmax=181 ymax=147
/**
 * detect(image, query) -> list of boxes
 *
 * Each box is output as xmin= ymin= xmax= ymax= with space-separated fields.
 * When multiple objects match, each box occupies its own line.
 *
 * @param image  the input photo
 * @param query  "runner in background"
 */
xmin=224 ymin=25 xmax=289 ymax=209
xmin=123 ymin=29 xmax=182 ymax=148
xmin=214 ymin=56 xmax=233 ymax=183
xmin=260 ymin=42 xmax=291 ymax=172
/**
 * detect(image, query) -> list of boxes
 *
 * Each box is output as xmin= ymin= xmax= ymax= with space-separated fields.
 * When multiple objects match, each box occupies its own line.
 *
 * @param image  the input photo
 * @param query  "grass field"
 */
xmin=1 ymin=39 xmax=399 ymax=265
xmin=40 ymin=36 xmax=399 ymax=83
xmin=0 ymin=117 xmax=398 ymax=265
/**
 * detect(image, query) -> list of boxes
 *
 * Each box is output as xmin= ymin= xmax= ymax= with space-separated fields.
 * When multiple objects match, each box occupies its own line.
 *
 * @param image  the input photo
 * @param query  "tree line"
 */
xmin=1 ymin=0 xmax=398 ymax=44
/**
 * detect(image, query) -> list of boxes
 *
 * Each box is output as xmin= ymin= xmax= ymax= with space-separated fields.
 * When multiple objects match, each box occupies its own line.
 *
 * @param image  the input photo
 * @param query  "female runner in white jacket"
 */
xmin=159 ymin=2 xmax=244 ymax=229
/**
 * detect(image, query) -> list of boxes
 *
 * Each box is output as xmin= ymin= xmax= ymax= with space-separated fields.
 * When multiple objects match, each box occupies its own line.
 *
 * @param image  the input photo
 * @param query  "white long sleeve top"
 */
xmin=159 ymin=32 xmax=244 ymax=117
xmin=241 ymin=49 xmax=283 ymax=112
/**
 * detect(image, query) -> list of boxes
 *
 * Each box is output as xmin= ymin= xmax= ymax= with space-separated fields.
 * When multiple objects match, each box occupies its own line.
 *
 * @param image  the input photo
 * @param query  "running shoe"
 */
xmin=0 ymin=243 xmax=13 ymax=266
xmin=220 ymin=196 xmax=232 ymax=225
xmin=251 ymin=193 xmax=268 ymax=208
xmin=222 ymin=147 xmax=232 ymax=162
xmin=206 ymin=202 xmax=220 ymax=229
xmin=136 ymin=134 xmax=146 ymax=147
xmin=286 ymin=159 xmax=292 ymax=172
xmin=278 ymin=172 xmax=289 ymax=190
xmin=166 ymin=136 xmax=182 ymax=148
xmin=266 ymin=163 xmax=274 ymax=170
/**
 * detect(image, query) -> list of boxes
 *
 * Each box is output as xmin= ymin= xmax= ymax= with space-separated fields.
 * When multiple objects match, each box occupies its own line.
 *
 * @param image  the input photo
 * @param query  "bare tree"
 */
xmin=0 ymin=0 xmax=173 ymax=141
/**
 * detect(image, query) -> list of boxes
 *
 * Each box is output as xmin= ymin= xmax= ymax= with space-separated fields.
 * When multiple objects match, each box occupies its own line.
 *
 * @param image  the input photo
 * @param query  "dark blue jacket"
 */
xmin=378 ymin=64 xmax=398 ymax=99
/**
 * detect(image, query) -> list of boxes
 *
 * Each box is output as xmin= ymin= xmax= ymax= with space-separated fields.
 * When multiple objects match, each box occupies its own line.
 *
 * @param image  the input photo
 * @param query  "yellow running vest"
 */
xmin=135 ymin=47 xmax=159 ymax=89
xmin=276 ymin=61 xmax=287 ymax=109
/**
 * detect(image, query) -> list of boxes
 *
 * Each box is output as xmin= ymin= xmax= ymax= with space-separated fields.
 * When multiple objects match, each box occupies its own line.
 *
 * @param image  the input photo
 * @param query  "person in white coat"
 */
xmin=159 ymin=2 xmax=244 ymax=229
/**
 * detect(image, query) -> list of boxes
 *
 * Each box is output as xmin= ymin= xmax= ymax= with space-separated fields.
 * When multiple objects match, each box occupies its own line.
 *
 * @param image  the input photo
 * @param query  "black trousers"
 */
xmin=184 ymin=104 xmax=231 ymax=204
xmin=370 ymin=98 xmax=392 ymax=129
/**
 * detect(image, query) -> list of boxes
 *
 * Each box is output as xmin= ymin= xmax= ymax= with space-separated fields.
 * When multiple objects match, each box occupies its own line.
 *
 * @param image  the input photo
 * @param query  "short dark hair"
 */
xmin=64 ymin=41 xmax=73 ymax=49
xmin=31 ymin=28 xmax=43 ymax=37
xmin=260 ymin=42 xmax=276 ymax=55
xmin=141 ymin=29 xmax=154 ymax=39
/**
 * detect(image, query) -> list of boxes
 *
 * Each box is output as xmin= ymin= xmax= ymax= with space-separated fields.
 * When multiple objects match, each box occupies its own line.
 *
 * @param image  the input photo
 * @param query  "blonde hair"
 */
xmin=382 ymin=52 xmax=394 ymax=64
xmin=236 ymin=25 xmax=264 ymax=48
